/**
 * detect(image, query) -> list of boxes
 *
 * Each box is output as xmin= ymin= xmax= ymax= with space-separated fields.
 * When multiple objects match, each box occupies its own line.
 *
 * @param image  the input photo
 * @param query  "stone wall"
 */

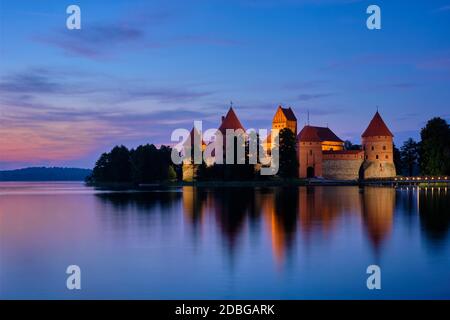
xmin=362 ymin=161 xmax=396 ymax=179
xmin=322 ymin=158 xmax=364 ymax=180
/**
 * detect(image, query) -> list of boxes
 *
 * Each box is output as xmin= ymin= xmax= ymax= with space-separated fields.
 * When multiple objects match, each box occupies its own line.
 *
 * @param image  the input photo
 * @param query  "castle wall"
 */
xmin=322 ymin=150 xmax=364 ymax=180
xmin=322 ymin=158 xmax=364 ymax=180
xmin=298 ymin=141 xmax=323 ymax=178
xmin=362 ymin=161 xmax=396 ymax=179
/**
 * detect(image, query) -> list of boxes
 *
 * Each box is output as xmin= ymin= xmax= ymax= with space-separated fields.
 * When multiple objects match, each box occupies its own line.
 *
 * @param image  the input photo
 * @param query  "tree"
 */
xmin=420 ymin=117 xmax=450 ymax=175
xmin=400 ymin=138 xmax=419 ymax=176
xmin=91 ymin=152 xmax=111 ymax=182
xmin=344 ymin=140 xmax=362 ymax=150
xmin=109 ymin=145 xmax=131 ymax=182
xmin=89 ymin=146 xmax=131 ymax=183
xmin=278 ymin=128 xmax=298 ymax=178
xmin=393 ymin=144 xmax=402 ymax=176
xmin=167 ymin=165 xmax=177 ymax=180
xmin=130 ymin=144 xmax=159 ymax=183
xmin=90 ymin=144 xmax=176 ymax=184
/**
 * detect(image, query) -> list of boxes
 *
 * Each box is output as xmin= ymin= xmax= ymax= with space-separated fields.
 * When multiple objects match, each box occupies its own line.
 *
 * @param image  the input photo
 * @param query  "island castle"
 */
xmin=182 ymin=106 xmax=396 ymax=181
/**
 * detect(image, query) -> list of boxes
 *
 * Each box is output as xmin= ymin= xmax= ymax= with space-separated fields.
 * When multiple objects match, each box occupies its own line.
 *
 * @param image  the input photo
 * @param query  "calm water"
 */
xmin=0 ymin=182 xmax=449 ymax=299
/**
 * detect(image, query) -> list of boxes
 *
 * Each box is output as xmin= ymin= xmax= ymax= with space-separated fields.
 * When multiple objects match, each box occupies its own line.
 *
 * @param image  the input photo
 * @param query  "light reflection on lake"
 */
xmin=0 ymin=182 xmax=449 ymax=299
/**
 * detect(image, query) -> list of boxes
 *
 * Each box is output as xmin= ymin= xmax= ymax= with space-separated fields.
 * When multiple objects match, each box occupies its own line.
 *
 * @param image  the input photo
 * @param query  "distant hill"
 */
xmin=0 ymin=167 xmax=92 ymax=181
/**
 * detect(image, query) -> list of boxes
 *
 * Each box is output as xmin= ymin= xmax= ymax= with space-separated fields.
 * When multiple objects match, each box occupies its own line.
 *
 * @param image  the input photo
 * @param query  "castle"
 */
xmin=182 ymin=105 xmax=396 ymax=181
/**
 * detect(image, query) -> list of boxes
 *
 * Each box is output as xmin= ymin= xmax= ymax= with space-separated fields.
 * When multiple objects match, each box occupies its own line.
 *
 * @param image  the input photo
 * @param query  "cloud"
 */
xmin=435 ymin=5 xmax=450 ymax=12
xmin=34 ymin=23 xmax=149 ymax=59
xmin=297 ymin=92 xmax=335 ymax=101
xmin=169 ymin=35 xmax=242 ymax=47
xmin=32 ymin=7 xmax=240 ymax=60
xmin=282 ymin=80 xmax=328 ymax=90
xmin=0 ymin=69 xmax=62 ymax=94
xmin=0 ymin=67 xmax=213 ymax=104
xmin=0 ymin=66 xmax=219 ymax=167
xmin=417 ymin=57 xmax=450 ymax=71
xmin=375 ymin=82 xmax=419 ymax=90
xmin=238 ymin=0 xmax=362 ymax=8
xmin=115 ymin=87 xmax=213 ymax=103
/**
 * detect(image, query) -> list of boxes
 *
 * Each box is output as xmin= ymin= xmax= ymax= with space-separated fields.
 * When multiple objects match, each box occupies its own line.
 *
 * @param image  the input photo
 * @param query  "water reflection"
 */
xmin=361 ymin=187 xmax=395 ymax=251
xmin=2 ymin=182 xmax=450 ymax=298
xmin=93 ymin=186 xmax=448 ymax=265
xmin=94 ymin=186 xmax=450 ymax=265
xmin=418 ymin=187 xmax=450 ymax=247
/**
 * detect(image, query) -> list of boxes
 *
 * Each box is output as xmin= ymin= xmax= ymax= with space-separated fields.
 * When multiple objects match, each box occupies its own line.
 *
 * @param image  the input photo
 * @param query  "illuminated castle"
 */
xmin=182 ymin=105 xmax=396 ymax=181
xmin=296 ymin=110 xmax=396 ymax=179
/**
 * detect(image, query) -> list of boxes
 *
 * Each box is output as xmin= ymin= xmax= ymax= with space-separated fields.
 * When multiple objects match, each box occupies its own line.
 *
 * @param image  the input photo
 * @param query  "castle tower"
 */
xmin=297 ymin=126 xmax=324 ymax=178
xmin=361 ymin=111 xmax=396 ymax=179
xmin=264 ymin=105 xmax=297 ymax=151
xmin=218 ymin=107 xmax=245 ymax=135
xmin=216 ymin=107 xmax=246 ymax=164
xmin=297 ymin=125 xmax=344 ymax=178
xmin=182 ymin=127 xmax=206 ymax=182
xmin=273 ymin=105 xmax=297 ymax=134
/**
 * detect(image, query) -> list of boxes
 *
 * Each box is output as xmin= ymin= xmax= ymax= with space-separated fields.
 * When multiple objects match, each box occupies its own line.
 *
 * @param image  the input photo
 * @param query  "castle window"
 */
xmin=385 ymin=155 xmax=388 ymax=159
xmin=376 ymin=155 xmax=379 ymax=159
xmin=310 ymin=150 xmax=313 ymax=156
xmin=383 ymin=146 xmax=386 ymax=150
xmin=371 ymin=146 xmax=374 ymax=151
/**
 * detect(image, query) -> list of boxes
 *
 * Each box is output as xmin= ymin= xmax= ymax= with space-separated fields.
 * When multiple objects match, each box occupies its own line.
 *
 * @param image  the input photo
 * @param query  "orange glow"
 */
xmin=0 ymin=120 xmax=114 ymax=164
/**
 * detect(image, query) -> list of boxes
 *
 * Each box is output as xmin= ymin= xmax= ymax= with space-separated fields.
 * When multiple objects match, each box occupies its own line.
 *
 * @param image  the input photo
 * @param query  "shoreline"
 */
xmin=85 ymin=179 xmax=450 ymax=190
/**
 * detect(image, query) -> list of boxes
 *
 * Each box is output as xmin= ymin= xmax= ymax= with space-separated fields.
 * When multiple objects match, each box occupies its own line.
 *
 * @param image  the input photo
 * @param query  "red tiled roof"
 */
xmin=278 ymin=106 xmax=297 ymax=121
xmin=362 ymin=111 xmax=393 ymax=137
xmin=218 ymin=107 xmax=245 ymax=134
xmin=297 ymin=125 xmax=343 ymax=142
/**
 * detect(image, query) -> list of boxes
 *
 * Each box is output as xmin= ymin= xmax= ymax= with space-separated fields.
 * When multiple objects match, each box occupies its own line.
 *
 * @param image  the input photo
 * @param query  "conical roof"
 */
xmin=362 ymin=112 xmax=393 ymax=137
xmin=218 ymin=107 xmax=245 ymax=134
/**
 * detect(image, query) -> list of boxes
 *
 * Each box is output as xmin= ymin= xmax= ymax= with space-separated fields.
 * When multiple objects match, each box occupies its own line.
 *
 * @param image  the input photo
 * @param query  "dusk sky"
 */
xmin=1 ymin=0 xmax=450 ymax=170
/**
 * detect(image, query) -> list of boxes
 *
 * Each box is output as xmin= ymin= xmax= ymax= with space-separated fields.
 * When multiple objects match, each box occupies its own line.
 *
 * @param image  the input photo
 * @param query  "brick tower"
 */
xmin=361 ymin=111 xmax=396 ymax=179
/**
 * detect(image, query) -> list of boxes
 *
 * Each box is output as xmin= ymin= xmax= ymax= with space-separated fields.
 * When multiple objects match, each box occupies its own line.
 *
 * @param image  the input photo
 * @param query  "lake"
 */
xmin=0 ymin=182 xmax=449 ymax=299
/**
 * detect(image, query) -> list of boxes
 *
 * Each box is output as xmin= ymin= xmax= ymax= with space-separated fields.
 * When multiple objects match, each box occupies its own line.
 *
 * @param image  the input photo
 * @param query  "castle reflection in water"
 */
xmin=97 ymin=186 xmax=450 ymax=267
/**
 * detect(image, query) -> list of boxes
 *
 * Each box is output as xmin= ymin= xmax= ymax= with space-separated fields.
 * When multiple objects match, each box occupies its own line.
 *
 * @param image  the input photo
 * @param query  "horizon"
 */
xmin=1 ymin=0 xmax=450 ymax=170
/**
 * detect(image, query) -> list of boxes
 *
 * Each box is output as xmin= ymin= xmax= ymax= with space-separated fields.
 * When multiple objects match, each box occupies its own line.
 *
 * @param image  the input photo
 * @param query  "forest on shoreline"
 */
xmin=87 ymin=117 xmax=450 ymax=185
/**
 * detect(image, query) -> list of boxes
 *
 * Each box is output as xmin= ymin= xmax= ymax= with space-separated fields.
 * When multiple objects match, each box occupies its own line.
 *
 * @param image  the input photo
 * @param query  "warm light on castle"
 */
xmin=182 ymin=105 xmax=396 ymax=181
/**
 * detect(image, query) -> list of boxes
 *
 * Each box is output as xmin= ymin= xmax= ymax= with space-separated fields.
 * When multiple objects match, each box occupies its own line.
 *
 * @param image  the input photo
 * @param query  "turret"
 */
xmin=361 ymin=111 xmax=396 ymax=178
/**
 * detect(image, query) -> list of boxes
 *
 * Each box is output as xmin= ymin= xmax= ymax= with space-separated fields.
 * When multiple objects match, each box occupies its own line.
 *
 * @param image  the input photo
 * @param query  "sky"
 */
xmin=0 ymin=0 xmax=450 ymax=170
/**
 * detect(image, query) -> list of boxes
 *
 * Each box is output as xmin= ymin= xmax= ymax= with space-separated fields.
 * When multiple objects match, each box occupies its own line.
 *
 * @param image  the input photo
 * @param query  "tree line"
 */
xmin=87 ymin=117 xmax=450 ymax=184
xmin=395 ymin=117 xmax=450 ymax=176
xmin=87 ymin=144 xmax=178 ymax=184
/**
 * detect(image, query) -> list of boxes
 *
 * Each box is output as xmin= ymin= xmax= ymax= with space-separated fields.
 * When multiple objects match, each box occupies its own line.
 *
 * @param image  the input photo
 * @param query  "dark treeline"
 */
xmin=87 ymin=144 xmax=178 ymax=184
xmin=0 ymin=167 xmax=92 ymax=181
xmin=88 ymin=117 xmax=450 ymax=184
xmin=396 ymin=117 xmax=450 ymax=176
xmin=194 ymin=128 xmax=298 ymax=181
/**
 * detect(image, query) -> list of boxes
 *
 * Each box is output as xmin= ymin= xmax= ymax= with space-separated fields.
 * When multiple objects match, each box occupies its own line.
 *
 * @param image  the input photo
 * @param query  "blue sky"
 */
xmin=0 ymin=0 xmax=450 ymax=169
